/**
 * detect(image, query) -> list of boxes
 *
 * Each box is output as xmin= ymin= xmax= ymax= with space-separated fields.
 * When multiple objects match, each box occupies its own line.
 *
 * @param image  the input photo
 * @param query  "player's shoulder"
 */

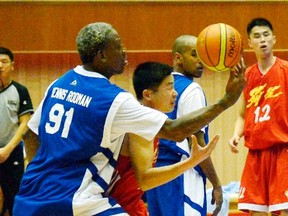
xmin=187 ymin=81 xmax=202 ymax=91
xmin=11 ymin=80 xmax=29 ymax=93
xmin=276 ymin=57 xmax=288 ymax=69
xmin=12 ymin=80 xmax=27 ymax=88
xmin=245 ymin=63 xmax=258 ymax=74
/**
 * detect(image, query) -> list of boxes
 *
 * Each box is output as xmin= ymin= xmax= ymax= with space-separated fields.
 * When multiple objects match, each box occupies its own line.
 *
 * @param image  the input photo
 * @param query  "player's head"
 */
xmin=172 ymin=35 xmax=204 ymax=79
xmin=247 ymin=17 xmax=273 ymax=37
xmin=246 ymin=18 xmax=275 ymax=57
xmin=0 ymin=47 xmax=14 ymax=86
xmin=76 ymin=22 xmax=127 ymax=78
xmin=133 ymin=62 xmax=177 ymax=113
xmin=0 ymin=47 xmax=14 ymax=62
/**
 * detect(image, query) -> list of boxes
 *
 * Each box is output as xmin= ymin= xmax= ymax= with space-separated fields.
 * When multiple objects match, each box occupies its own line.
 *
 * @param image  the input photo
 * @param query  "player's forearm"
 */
xmin=159 ymin=101 xmax=226 ymax=141
xmin=5 ymin=124 xmax=28 ymax=153
xmin=233 ymin=116 xmax=245 ymax=138
xmin=195 ymin=132 xmax=221 ymax=188
xmin=137 ymin=158 xmax=198 ymax=191
xmin=233 ymin=94 xmax=246 ymax=138
xmin=5 ymin=115 xmax=31 ymax=153
xmin=199 ymin=157 xmax=221 ymax=188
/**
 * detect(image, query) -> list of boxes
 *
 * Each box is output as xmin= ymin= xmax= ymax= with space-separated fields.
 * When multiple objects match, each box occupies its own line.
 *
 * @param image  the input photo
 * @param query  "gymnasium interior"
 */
xmin=1 ymin=1 xmax=287 ymax=215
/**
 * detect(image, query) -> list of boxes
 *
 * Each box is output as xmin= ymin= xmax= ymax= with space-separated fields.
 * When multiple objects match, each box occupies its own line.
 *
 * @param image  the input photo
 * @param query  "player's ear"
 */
xmin=96 ymin=50 xmax=106 ymax=61
xmin=11 ymin=61 xmax=15 ymax=71
xmin=273 ymin=35 xmax=276 ymax=45
xmin=142 ymin=89 xmax=153 ymax=101
xmin=248 ymin=38 xmax=252 ymax=48
xmin=174 ymin=52 xmax=182 ymax=63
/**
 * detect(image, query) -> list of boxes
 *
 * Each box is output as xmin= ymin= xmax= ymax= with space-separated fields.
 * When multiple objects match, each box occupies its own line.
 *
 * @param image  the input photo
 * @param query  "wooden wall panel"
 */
xmin=1 ymin=2 xmax=288 ymax=51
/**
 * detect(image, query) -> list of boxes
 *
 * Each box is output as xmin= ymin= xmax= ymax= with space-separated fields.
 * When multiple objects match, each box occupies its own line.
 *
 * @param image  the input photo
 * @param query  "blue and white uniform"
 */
xmin=146 ymin=72 xmax=208 ymax=216
xmin=13 ymin=66 xmax=168 ymax=216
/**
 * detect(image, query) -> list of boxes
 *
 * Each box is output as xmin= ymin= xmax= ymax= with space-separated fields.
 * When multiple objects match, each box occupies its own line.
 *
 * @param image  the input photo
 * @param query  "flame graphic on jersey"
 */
xmin=247 ymin=84 xmax=283 ymax=108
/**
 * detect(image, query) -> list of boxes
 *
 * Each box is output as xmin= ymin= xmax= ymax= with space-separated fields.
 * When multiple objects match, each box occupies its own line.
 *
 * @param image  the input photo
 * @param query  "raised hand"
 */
xmin=188 ymin=134 xmax=220 ymax=166
xmin=221 ymin=57 xmax=246 ymax=109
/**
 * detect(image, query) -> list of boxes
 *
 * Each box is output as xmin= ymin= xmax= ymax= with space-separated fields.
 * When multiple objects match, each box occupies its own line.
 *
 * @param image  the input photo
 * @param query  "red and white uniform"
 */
xmin=239 ymin=58 xmax=288 ymax=213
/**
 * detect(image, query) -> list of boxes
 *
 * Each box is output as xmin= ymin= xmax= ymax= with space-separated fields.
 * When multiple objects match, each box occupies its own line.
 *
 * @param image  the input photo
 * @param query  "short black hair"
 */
xmin=133 ymin=62 xmax=173 ymax=100
xmin=0 ymin=47 xmax=14 ymax=61
xmin=247 ymin=17 xmax=273 ymax=36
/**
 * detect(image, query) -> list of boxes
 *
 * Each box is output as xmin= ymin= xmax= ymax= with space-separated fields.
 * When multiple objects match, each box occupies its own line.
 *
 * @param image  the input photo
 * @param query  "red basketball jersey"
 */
xmin=243 ymin=58 xmax=288 ymax=149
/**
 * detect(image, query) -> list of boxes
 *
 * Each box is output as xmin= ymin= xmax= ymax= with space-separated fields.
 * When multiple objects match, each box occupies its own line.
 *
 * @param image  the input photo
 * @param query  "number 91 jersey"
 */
xmin=16 ymin=67 xmax=127 ymax=215
xmin=39 ymin=69 xmax=124 ymax=161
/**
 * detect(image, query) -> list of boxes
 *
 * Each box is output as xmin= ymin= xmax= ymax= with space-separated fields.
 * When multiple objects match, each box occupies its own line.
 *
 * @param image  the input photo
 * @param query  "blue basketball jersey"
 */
xmin=14 ymin=68 xmax=129 ymax=216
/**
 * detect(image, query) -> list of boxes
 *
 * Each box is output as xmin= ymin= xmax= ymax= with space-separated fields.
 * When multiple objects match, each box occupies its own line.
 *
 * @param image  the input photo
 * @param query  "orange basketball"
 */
xmin=196 ymin=23 xmax=243 ymax=72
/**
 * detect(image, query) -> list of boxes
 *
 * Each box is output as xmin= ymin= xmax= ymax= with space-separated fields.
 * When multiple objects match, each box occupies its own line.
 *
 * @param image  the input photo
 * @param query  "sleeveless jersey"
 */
xmin=15 ymin=68 xmax=127 ymax=216
xmin=243 ymin=57 xmax=288 ymax=149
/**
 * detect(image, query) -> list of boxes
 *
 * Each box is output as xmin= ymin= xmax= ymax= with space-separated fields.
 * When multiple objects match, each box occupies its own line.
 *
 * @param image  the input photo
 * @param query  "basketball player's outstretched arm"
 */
xmin=229 ymin=93 xmax=246 ymax=153
xmin=128 ymin=133 xmax=220 ymax=191
xmin=157 ymin=58 xmax=246 ymax=141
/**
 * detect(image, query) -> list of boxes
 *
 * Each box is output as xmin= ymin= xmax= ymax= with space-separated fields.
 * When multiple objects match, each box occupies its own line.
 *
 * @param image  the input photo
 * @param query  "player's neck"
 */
xmin=0 ymin=79 xmax=12 ymax=92
xmin=258 ymin=56 xmax=276 ymax=75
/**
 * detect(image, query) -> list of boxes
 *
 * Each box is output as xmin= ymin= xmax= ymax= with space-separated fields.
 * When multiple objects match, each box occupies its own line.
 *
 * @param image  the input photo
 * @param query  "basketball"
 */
xmin=196 ymin=23 xmax=243 ymax=72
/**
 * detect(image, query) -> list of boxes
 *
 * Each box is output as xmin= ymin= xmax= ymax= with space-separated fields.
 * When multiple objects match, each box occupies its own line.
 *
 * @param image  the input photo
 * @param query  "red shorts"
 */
xmin=124 ymin=199 xmax=149 ymax=216
xmin=238 ymin=144 xmax=288 ymax=213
